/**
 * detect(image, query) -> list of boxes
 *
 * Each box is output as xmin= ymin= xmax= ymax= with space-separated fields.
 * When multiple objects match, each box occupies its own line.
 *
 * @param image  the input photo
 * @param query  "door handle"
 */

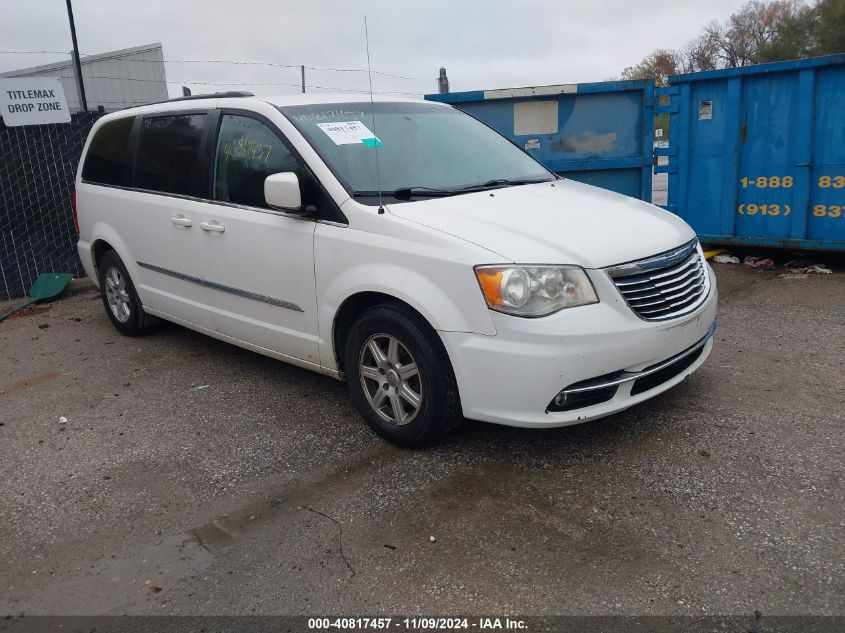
xmin=170 ymin=215 xmax=192 ymax=227
xmin=200 ymin=220 xmax=225 ymax=233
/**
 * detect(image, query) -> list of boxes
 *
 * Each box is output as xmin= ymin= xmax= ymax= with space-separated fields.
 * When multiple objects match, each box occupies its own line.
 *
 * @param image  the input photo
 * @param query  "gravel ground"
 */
xmin=0 ymin=264 xmax=842 ymax=616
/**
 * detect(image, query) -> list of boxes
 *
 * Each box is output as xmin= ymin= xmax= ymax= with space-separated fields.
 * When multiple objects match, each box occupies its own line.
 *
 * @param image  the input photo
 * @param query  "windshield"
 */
xmin=279 ymin=101 xmax=554 ymax=203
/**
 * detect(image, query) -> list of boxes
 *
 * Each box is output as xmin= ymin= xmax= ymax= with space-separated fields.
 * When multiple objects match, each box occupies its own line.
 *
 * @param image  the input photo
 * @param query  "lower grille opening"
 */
xmin=547 ymin=385 xmax=618 ymax=412
xmin=547 ymin=323 xmax=714 ymax=414
xmin=630 ymin=347 xmax=704 ymax=396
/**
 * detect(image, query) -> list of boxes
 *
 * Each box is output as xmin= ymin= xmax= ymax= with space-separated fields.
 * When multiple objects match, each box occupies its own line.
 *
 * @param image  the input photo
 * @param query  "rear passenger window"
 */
xmin=82 ymin=116 xmax=134 ymax=185
xmin=213 ymin=115 xmax=304 ymax=208
xmin=135 ymin=114 xmax=206 ymax=196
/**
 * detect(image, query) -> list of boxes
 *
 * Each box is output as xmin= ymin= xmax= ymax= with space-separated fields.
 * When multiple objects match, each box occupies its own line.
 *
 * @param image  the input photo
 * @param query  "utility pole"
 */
xmin=65 ymin=0 xmax=87 ymax=112
xmin=301 ymin=65 xmax=306 ymax=93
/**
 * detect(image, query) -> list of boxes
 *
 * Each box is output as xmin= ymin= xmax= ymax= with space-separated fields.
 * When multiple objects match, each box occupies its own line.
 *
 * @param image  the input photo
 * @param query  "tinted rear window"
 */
xmin=81 ymin=116 xmax=135 ymax=186
xmin=135 ymin=114 xmax=206 ymax=196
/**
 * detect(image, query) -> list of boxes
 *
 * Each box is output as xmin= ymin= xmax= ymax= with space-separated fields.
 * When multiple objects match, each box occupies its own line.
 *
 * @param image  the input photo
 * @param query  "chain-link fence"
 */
xmin=0 ymin=112 xmax=104 ymax=301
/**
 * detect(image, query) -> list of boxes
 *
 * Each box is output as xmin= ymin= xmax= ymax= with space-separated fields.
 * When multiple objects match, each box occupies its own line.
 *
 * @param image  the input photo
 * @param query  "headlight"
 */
xmin=474 ymin=265 xmax=598 ymax=317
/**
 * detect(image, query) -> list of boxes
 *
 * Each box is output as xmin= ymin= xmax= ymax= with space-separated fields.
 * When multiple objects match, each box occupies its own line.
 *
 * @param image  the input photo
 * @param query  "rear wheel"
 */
xmin=344 ymin=303 xmax=462 ymax=447
xmin=98 ymin=250 xmax=160 ymax=336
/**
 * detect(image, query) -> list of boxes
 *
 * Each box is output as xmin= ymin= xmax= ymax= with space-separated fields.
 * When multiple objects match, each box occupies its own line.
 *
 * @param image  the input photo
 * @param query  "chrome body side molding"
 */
xmin=137 ymin=261 xmax=305 ymax=312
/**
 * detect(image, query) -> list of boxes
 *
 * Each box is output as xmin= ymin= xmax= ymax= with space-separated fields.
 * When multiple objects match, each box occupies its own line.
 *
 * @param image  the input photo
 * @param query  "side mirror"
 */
xmin=264 ymin=172 xmax=302 ymax=211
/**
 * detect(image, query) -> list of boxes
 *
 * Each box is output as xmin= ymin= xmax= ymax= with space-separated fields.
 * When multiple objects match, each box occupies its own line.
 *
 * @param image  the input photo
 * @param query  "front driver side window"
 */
xmin=213 ymin=115 xmax=303 ymax=208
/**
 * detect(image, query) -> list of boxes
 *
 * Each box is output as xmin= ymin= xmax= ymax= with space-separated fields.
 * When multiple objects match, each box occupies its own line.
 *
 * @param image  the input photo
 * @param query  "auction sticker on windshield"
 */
xmin=317 ymin=120 xmax=382 ymax=146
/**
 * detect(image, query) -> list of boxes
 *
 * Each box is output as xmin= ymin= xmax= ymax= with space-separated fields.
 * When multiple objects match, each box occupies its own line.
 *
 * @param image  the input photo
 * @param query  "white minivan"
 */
xmin=75 ymin=91 xmax=717 ymax=446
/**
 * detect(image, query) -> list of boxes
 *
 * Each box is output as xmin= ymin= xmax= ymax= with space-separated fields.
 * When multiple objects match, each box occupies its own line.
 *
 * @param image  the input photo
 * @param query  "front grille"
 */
xmin=605 ymin=240 xmax=710 ymax=321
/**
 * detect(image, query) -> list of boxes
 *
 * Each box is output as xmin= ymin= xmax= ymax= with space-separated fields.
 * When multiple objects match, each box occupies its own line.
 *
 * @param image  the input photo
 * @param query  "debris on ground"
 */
xmin=743 ymin=256 xmax=776 ymax=270
xmin=0 ymin=305 xmax=51 ymax=321
xmin=703 ymin=249 xmax=724 ymax=260
xmin=190 ymin=385 xmax=209 ymax=392
xmin=784 ymin=258 xmax=811 ymax=269
xmin=147 ymin=586 xmax=162 ymax=593
xmin=776 ymin=259 xmax=833 ymax=278
xmin=58 ymin=416 xmax=68 ymax=424
xmin=429 ymin=535 xmax=437 ymax=543
xmin=0 ymin=273 xmax=74 ymax=323
xmin=787 ymin=263 xmax=832 ymax=275
xmin=713 ymin=254 xmax=740 ymax=264
xmin=37 ymin=323 xmax=49 ymax=330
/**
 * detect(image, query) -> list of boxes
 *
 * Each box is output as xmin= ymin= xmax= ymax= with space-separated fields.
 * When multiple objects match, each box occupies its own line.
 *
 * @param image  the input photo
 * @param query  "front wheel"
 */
xmin=344 ymin=303 xmax=462 ymax=447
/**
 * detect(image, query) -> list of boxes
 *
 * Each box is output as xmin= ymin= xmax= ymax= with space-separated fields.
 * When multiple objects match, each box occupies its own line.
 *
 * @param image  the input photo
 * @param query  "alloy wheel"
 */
xmin=358 ymin=333 xmax=422 ymax=425
xmin=104 ymin=266 xmax=131 ymax=323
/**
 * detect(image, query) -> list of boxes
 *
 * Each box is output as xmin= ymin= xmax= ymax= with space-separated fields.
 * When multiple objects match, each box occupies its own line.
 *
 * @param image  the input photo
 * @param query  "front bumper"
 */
xmin=439 ymin=265 xmax=718 ymax=427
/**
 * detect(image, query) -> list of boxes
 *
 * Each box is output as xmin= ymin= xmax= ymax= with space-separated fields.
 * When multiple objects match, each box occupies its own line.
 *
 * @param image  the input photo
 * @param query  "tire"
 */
xmin=344 ymin=302 xmax=462 ymax=447
xmin=97 ymin=250 xmax=160 ymax=336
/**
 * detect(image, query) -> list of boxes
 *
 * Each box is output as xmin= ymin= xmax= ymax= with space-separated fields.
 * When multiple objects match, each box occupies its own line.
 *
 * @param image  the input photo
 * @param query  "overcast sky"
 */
xmin=1 ymin=0 xmax=748 ymax=97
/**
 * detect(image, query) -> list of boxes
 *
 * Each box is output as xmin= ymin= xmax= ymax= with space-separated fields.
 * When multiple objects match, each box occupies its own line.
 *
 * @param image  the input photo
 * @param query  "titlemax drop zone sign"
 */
xmin=0 ymin=78 xmax=71 ymax=126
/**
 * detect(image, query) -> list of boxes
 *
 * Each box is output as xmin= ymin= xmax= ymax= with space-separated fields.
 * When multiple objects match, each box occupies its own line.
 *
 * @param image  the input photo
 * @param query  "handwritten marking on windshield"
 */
xmin=293 ymin=110 xmax=365 ymax=123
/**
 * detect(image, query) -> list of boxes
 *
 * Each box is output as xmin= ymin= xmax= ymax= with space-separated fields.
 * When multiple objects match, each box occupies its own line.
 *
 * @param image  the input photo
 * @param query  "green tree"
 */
xmin=817 ymin=0 xmax=845 ymax=53
xmin=756 ymin=0 xmax=845 ymax=61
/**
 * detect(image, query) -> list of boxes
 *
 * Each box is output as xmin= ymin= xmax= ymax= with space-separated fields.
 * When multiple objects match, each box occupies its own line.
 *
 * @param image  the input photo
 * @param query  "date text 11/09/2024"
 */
xmin=307 ymin=617 xmax=528 ymax=630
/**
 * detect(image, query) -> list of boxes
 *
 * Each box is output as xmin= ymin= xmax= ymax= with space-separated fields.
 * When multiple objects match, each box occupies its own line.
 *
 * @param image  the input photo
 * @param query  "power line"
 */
xmin=0 ymin=50 xmax=425 ymax=80
xmin=0 ymin=50 xmax=71 ymax=54
xmin=56 ymin=74 xmax=423 ymax=95
xmin=0 ymin=66 xmax=425 ymax=95
xmin=134 ymin=59 xmax=302 ymax=68
xmin=304 ymin=66 xmax=422 ymax=80
xmin=0 ymin=50 xmax=430 ymax=97
xmin=81 ymin=75 xmax=297 ymax=87
xmin=305 ymin=85 xmax=421 ymax=96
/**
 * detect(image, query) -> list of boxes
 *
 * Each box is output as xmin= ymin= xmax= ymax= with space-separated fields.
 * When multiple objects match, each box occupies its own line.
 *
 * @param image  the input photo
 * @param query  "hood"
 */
xmin=387 ymin=179 xmax=695 ymax=269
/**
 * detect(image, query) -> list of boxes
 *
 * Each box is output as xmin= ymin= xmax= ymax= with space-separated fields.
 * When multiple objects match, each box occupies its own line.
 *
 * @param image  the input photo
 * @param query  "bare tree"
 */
xmin=620 ymin=49 xmax=681 ymax=86
xmin=709 ymin=0 xmax=804 ymax=67
xmin=677 ymin=28 xmax=722 ymax=73
xmin=620 ymin=0 xmax=808 ymax=83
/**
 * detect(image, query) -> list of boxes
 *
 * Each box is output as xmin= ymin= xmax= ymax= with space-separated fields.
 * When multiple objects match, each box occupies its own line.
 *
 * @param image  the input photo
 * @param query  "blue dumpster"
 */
xmin=658 ymin=54 xmax=845 ymax=251
xmin=426 ymin=80 xmax=655 ymax=201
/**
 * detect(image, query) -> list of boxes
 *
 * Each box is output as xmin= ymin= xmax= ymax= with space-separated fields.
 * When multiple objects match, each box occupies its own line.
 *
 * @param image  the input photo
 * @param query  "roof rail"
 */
xmin=126 ymin=91 xmax=255 ymax=110
xmin=167 ymin=91 xmax=255 ymax=102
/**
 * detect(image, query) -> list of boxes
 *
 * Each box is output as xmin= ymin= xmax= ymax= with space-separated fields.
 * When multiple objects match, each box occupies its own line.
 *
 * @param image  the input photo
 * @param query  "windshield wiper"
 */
xmin=352 ymin=179 xmax=552 ymax=201
xmin=392 ymin=186 xmax=455 ymax=200
xmin=455 ymin=178 xmax=552 ymax=192
xmin=352 ymin=187 xmax=455 ymax=200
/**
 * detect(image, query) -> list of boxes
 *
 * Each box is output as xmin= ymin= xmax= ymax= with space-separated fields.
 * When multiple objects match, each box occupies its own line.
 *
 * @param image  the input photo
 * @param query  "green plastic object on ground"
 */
xmin=0 ymin=273 xmax=74 ymax=323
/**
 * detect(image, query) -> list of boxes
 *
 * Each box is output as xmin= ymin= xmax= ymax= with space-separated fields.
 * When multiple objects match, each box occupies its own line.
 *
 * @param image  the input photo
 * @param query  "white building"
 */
xmin=0 ymin=43 xmax=169 ymax=112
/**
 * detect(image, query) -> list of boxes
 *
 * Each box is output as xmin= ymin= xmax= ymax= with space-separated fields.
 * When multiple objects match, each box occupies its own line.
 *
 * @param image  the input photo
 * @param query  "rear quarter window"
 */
xmin=81 ymin=116 xmax=135 ymax=186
